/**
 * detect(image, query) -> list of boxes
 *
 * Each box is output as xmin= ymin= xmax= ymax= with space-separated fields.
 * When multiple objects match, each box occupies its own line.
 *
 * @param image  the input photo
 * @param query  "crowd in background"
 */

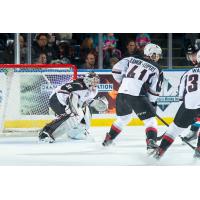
xmin=0 ymin=33 xmax=199 ymax=69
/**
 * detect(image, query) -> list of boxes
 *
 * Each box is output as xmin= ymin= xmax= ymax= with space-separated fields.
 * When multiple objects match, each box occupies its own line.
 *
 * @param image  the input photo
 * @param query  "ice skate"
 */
xmin=194 ymin=147 xmax=200 ymax=158
xmin=153 ymin=147 xmax=164 ymax=160
xmin=146 ymin=139 xmax=158 ymax=155
xmin=102 ymin=133 xmax=113 ymax=147
xmin=39 ymin=130 xmax=55 ymax=143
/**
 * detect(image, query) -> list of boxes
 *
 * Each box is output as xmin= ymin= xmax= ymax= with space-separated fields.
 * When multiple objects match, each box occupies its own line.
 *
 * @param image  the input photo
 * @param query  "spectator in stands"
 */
xmin=123 ymin=39 xmax=139 ymax=57
xmin=51 ymin=40 xmax=71 ymax=64
xmin=103 ymin=33 xmax=121 ymax=68
xmin=0 ymin=34 xmax=9 ymax=51
xmin=80 ymin=36 xmax=95 ymax=63
xmin=48 ymin=33 xmax=59 ymax=52
xmin=80 ymin=52 xmax=97 ymax=69
xmin=110 ymin=57 xmax=119 ymax=68
xmin=34 ymin=52 xmax=47 ymax=64
xmin=3 ymin=34 xmax=27 ymax=64
xmin=90 ymin=33 xmax=99 ymax=50
xmin=19 ymin=34 xmax=27 ymax=63
xmin=135 ymin=33 xmax=151 ymax=55
xmin=32 ymin=33 xmax=57 ymax=63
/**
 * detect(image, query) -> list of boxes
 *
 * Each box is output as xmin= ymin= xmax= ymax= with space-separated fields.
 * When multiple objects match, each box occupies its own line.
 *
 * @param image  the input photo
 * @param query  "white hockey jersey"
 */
xmin=178 ymin=67 xmax=200 ymax=109
xmin=113 ymin=56 xmax=163 ymax=102
xmin=50 ymin=79 xmax=98 ymax=108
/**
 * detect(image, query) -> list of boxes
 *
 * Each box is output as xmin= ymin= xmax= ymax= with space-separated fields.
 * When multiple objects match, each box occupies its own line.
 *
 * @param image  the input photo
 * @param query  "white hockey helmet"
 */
xmin=83 ymin=72 xmax=100 ymax=89
xmin=197 ymin=50 xmax=200 ymax=64
xmin=144 ymin=43 xmax=162 ymax=62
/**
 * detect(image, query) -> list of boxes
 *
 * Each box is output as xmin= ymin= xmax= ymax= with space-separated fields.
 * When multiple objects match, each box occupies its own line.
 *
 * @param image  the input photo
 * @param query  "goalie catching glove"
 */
xmin=90 ymin=96 xmax=108 ymax=112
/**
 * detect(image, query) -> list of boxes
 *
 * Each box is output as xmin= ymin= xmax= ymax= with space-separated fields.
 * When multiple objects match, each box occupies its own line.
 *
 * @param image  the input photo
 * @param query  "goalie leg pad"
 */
xmin=67 ymin=123 xmax=88 ymax=140
xmin=51 ymin=114 xmax=81 ymax=139
xmin=43 ymin=114 xmax=71 ymax=135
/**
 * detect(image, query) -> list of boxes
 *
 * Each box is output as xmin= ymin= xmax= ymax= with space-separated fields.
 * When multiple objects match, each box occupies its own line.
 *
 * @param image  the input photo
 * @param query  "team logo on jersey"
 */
xmin=98 ymin=84 xmax=113 ymax=92
xmin=157 ymin=78 xmax=179 ymax=111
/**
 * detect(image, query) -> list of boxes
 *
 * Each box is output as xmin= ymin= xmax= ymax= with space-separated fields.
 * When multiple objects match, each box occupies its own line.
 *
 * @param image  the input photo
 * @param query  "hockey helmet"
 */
xmin=144 ymin=43 xmax=162 ymax=62
xmin=83 ymin=72 xmax=100 ymax=90
xmin=186 ymin=44 xmax=196 ymax=54
xmin=186 ymin=44 xmax=198 ymax=64
xmin=196 ymin=50 xmax=200 ymax=64
xmin=195 ymin=39 xmax=200 ymax=52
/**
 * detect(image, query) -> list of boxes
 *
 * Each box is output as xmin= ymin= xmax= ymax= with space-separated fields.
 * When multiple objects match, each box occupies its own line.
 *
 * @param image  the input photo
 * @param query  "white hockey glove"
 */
xmin=90 ymin=96 xmax=108 ymax=112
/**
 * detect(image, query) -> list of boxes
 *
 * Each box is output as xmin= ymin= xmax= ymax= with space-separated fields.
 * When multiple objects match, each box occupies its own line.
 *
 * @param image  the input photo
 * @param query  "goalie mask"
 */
xmin=83 ymin=72 xmax=100 ymax=90
xmin=144 ymin=43 xmax=162 ymax=62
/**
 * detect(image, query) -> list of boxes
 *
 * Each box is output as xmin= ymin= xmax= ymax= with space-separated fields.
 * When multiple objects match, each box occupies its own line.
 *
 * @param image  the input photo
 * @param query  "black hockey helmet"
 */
xmin=195 ymin=39 xmax=200 ymax=52
xmin=186 ymin=44 xmax=196 ymax=55
xmin=186 ymin=44 xmax=198 ymax=64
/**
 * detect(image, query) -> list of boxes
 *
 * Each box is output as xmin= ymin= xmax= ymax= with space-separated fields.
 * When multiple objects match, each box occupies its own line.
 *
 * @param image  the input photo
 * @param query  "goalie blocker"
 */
xmin=39 ymin=72 xmax=108 ymax=143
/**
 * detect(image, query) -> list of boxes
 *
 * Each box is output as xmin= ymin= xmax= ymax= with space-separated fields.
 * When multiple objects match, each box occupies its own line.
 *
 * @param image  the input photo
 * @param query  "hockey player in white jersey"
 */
xmin=182 ymin=44 xmax=200 ymax=143
xmin=153 ymin=50 xmax=200 ymax=159
xmin=39 ymin=72 xmax=108 ymax=143
xmin=102 ymin=43 xmax=163 ymax=154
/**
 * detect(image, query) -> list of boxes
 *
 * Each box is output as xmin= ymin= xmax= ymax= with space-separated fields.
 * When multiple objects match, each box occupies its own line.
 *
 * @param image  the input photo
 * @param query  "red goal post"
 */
xmin=0 ymin=63 xmax=78 ymax=134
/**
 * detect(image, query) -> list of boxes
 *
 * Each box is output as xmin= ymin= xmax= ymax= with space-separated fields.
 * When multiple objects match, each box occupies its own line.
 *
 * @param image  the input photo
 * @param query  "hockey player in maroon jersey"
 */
xmin=102 ymin=43 xmax=163 ymax=154
xmin=39 ymin=72 xmax=108 ymax=143
xmin=153 ymin=50 xmax=200 ymax=159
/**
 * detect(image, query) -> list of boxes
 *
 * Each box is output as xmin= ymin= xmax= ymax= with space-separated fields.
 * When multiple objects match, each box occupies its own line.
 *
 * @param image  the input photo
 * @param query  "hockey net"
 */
xmin=0 ymin=64 xmax=77 ymax=135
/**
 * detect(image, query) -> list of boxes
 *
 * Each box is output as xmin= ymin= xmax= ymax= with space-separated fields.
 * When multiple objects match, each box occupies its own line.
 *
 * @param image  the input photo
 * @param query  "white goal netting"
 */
xmin=0 ymin=64 xmax=77 ymax=134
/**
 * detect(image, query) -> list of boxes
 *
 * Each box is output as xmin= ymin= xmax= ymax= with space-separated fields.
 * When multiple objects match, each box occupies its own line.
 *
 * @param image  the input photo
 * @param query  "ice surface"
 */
xmin=0 ymin=126 xmax=199 ymax=166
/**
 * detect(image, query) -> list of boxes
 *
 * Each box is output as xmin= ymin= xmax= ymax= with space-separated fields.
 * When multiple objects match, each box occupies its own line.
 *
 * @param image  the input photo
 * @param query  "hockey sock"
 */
xmin=190 ymin=124 xmax=199 ymax=132
xmin=108 ymin=124 xmax=122 ymax=140
xmin=159 ymin=134 xmax=174 ymax=154
xmin=145 ymin=127 xmax=157 ymax=143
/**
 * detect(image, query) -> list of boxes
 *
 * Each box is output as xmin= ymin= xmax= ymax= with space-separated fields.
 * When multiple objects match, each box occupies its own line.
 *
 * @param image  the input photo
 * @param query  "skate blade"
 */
xmin=38 ymin=138 xmax=55 ymax=144
xmin=147 ymin=148 xmax=157 ymax=156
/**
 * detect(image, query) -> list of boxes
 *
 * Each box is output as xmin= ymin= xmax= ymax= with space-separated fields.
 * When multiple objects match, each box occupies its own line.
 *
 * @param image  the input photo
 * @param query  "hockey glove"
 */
xmin=90 ymin=96 xmax=108 ymax=112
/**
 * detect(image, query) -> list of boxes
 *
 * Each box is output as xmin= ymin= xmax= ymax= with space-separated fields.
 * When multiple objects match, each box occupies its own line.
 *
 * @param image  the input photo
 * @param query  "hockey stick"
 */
xmin=155 ymin=113 xmax=170 ymax=127
xmin=154 ymin=113 xmax=196 ymax=150
xmin=178 ymin=136 xmax=196 ymax=150
xmin=144 ymin=98 xmax=195 ymax=149
xmin=154 ymin=113 xmax=168 ymax=140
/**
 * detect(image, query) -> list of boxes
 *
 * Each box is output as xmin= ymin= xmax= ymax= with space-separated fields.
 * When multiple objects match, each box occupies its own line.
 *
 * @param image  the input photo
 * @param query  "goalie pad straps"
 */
xmin=68 ymin=93 xmax=79 ymax=115
xmin=82 ymin=105 xmax=92 ymax=130
xmin=42 ymin=114 xmax=71 ymax=135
